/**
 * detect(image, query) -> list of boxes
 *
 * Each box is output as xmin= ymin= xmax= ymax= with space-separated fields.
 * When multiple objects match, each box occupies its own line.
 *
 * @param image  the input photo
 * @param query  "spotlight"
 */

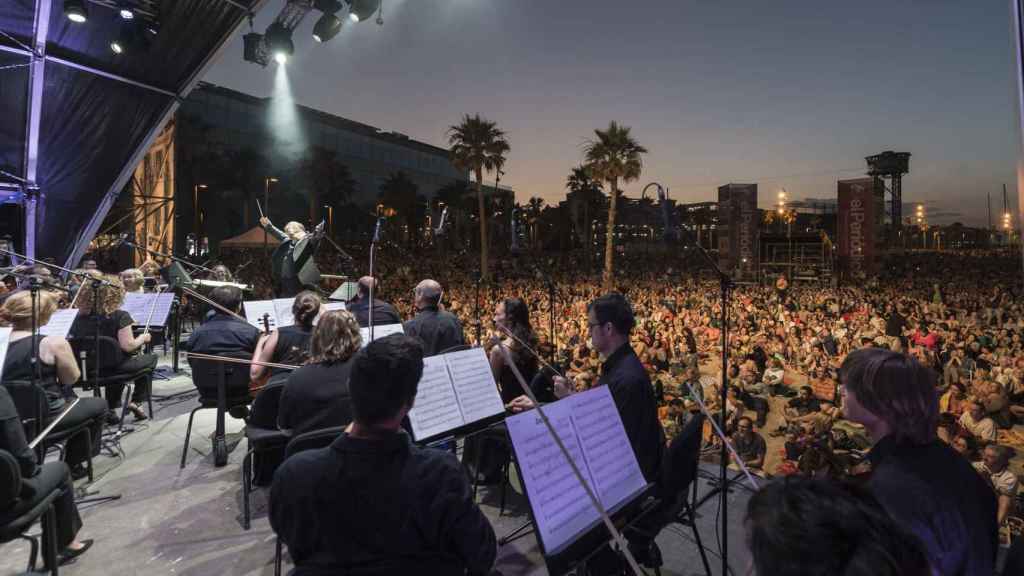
xmin=120 ymin=8 xmax=134 ymax=20
xmin=265 ymin=22 xmax=294 ymax=64
xmin=110 ymin=22 xmax=139 ymax=55
xmin=312 ymin=13 xmax=343 ymax=42
xmin=348 ymin=0 xmax=380 ymax=23
xmin=64 ymin=0 xmax=88 ymax=23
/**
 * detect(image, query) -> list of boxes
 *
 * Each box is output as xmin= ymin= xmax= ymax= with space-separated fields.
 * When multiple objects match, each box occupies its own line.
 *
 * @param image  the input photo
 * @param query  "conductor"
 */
xmin=259 ymin=216 xmax=325 ymax=297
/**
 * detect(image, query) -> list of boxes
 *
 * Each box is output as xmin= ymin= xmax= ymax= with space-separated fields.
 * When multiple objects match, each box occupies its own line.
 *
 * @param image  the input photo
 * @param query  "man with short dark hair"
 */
xmin=346 ymin=275 xmax=402 ymax=328
xmin=185 ymin=286 xmax=260 ymax=355
xmin=270 ymin=335 xmax=496 ymax=575
xmin=403 ymin=279 xmax=464 ymax=356
xmin=840 ymin=347 xmax=997 ymax=576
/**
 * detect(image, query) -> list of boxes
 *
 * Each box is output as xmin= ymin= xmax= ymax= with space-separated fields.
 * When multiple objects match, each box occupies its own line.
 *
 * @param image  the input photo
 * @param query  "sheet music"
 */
xmin=273 ymin=298 xmax=296 ymax=328
xmin=243 ymin=300 xmax=278 ymax=331
xmin=0 ymin=327 xmax=10 ymax=383
xmin=359 ymin=323 xmax=405 ymax=346
xmin=121 ymin=292 xmax=174 ymax=327
xmin=315 ymin=301 xmax=348 ymax=325
xmin=38 ymin=309 xmax=80 ymax=339
xmin=506 ymin=386 xmax=646 ymax=555
xmin=407 ymin=355 xmax=465 ymax=440
xmin=507 ymin=399 xmax=598 ymax=554
xmin=570 ymin=386 xmax=647 ymax=508
xmin=444 ymin=348 xmax=505 ymax=424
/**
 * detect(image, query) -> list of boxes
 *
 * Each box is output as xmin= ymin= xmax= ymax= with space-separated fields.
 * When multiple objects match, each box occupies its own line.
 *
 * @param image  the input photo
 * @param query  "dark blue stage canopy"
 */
xmin=0 ymin=0 xmax=264 ymax=266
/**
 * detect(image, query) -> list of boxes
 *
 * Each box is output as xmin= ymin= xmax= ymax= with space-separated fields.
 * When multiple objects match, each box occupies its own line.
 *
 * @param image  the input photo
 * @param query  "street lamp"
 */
xmin=193 ymin=184 xmax=207 ymax=245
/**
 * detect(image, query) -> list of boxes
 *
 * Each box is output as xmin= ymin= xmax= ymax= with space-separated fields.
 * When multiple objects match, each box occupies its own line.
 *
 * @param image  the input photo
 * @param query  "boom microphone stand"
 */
xmin=368 ymin=217 xmax=384 ymax=342
xmin=652 ymin=184 xmax=736 ymax=576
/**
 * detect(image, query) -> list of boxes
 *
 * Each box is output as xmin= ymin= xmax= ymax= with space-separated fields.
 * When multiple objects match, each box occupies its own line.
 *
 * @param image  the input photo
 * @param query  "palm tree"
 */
xmin=447 ymin=114 xmax=510 ymax=280
xmin=582 ymin=122 xmax=647 ymax=290
xmin=525 ymin=196 xmax=546 ymax=250
xmin=566 ymin=165 xmax=604 ymax=271
xmin=300 ymin=146 xmax=357 ymax=227
xmin=378 ymin=171 xmax=419 ymax=245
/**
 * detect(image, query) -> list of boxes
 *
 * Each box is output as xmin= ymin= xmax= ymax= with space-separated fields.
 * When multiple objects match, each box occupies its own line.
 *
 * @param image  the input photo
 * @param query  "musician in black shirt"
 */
xmin=346 ymin=276 xmax=401 ymax=328
xmin=270 ymin=334 xmax=496 ymax=575
xmin=185 ymin=286 xmax=260 ymax=356
xmin=403 ymin=279 xmax=464 ymax=356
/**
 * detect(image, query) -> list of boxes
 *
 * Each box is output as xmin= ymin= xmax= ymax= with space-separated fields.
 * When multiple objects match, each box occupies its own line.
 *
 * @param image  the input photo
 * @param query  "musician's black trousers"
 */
xmin=103 ymin=354 xmax=158 ymax=410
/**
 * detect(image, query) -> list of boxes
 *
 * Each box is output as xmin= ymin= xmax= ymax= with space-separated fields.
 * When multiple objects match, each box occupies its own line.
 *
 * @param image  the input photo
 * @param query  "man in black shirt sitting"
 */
xmin=346 ymin=276 xmax=402 ymax=328
xmin=185 ymin=286 xmax=260 ymax=356
xmin=403 ymin=279 xmax=465 ymax=356
xmin=270 ymin=334 xmax=496 ymax=576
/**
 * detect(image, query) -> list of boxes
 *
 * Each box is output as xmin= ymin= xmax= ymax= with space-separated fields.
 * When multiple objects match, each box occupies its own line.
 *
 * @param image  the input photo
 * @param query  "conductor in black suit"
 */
xmin=259 ymin=216 xmax=325 ymax=297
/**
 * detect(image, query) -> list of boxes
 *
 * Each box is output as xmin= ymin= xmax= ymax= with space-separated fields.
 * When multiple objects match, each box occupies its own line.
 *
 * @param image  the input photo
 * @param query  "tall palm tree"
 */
xmin=566 ymin=165 xmax=604 ymax=271
xmin=583 ymin=122 xmax=647 ymax=290
xmin=378 ymin=171 xmax=419 ymax=245
xmin=447 ymin=114 xmax=509 ymax=280
xmin=525 ymin=196 xmax=546 ymax=249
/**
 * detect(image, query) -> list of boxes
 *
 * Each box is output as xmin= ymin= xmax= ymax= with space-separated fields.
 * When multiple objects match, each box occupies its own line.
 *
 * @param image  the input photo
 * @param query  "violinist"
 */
xmin=249 ymin=291 xmax=319 ymax=393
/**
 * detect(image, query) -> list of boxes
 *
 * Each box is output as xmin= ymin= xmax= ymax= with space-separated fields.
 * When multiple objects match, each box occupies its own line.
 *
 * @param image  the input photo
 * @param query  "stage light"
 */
xmin=120 ymin=8 xmax=134 ymax=20
xmin=110 ymin=39 xmax=124 ymax=54
xmin=265 ymin=22 xmax=294 ymax=64
xmin=64 ymin=0 xmax=88 ymax=23
xmin=110 ymin=23 xmax=136 ymax=55
xmin=348 ymin=0 xmax=380 ymax=23
xmin=312 ymin=13 xmax=342 ymax=42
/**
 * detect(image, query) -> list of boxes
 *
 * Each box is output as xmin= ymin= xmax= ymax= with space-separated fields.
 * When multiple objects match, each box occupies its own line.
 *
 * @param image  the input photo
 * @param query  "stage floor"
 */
xmin=0 ymin=355 xmax=752 ymax=576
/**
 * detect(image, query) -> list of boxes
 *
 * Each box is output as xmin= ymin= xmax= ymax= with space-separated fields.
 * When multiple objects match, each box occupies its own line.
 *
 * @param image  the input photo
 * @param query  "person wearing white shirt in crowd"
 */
xmin=959 ymin=401 xmax=997 ymax=443
xmin=973 ymin=444 xmax=1019 ymax=525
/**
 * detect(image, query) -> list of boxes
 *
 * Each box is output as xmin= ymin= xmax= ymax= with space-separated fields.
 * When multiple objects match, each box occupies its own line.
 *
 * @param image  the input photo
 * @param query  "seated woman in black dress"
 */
xmin=250 ymin=291 xmax=320 ymax=394
xmin=70 ymin=275 xmax=158 ymax=422
xmin=0 ymin=385 xmax=93 ymax=565
xmin=1 ymin=291 xmax=108 ymax=476
xmin=277 ymin=309 xmax=362 ymax=437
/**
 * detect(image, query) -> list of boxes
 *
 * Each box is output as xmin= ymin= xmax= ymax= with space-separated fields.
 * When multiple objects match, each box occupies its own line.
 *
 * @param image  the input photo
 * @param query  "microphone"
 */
xmin=372 ymin=217 xmax=385 ymax=244
xmin=434 ymin=207 xmax=449 ymax=236
xmin=657 ymin=186 xmax=674 ymax=243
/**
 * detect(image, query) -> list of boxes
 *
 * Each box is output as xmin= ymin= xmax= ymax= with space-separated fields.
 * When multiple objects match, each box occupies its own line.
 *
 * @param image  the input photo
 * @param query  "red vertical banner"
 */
xmin=837 ymin=178 xmax=877 ymax=278
xmin=717 ymin=183 xmax=758 ymax=279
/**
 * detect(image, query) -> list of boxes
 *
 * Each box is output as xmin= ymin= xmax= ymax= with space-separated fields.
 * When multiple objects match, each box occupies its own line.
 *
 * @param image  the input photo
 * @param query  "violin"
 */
xmin=248 ymin=313 xmax=274 ymax=396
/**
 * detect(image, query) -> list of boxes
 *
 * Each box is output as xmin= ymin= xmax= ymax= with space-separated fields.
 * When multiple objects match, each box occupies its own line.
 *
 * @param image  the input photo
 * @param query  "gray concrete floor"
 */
xmin=0 ymin=355 xmax=750 ymax=576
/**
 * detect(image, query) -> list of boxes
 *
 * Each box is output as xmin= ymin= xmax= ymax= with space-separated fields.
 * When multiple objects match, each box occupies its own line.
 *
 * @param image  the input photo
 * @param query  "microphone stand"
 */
xmin=121 ymin=239 xmax=214 ymax=275
xmin=368 ymin=218 xmax=383 ymax=342
xmin=473 ymin=269 xmax=482 ymax=346
xmin=655 ymin=184 xmax=736 ymax=576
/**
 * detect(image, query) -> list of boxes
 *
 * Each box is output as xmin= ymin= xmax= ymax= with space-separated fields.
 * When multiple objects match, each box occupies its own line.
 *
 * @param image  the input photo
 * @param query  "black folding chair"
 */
xmin=272 ymin=426 xmax=347 ymax=576
xmin=4 ymin=381 xmax=99 ymax=483
xmin=181 ymin=354 xmax=253 ymax=468
xmin=656 ymin=413 xmax=713 ymax=576
xmin=68 ymin=335 xmax=154 ymax=421
xmin=0 ymin=450 xmax=62 ymax=575
xmin=241 ymin=377 xmax=289 ymax=530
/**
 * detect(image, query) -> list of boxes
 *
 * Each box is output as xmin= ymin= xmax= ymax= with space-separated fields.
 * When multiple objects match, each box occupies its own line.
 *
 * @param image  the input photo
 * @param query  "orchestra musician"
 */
xmin=270 ymin=334 xmax=497 ymax=575
xmin=119 ymin=268 xmax=145 ymax=294
xmin=1 ymin=291 xmax=109 ymax=479
xmin=507 ymin=292 xmax=666 ymax=567
xmin=70 ymin=275 xmax=158 ymax=423
xmin=403 ymin=279 xmax=464 ymax=356
xmin=258 ymin=216 xmax=325 ymax=297
xmin=249 ymin=291 xmax=320 ymax=393
xmin=347 ymin=276 xmax=401 ymax=328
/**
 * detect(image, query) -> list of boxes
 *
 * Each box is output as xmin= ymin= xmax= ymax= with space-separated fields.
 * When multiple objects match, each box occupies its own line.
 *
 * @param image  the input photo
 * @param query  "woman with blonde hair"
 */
xmin=277 ymin=309 xmax=362 ymax=437
xmin=1 ymin=290 xmax=108 ymax=477
xmin=69 ymin=275 xmax=157 ymax=421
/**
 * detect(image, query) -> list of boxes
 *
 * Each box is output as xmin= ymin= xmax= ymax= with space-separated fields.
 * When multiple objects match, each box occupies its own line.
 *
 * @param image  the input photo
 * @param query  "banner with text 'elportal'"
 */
xmin=837 ymin=178 xmax=877 ymax=278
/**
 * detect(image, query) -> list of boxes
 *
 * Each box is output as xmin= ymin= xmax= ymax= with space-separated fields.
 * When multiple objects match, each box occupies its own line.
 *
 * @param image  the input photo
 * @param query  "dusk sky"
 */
xmin=206 ymin=0 xmax=1021 ymax=226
